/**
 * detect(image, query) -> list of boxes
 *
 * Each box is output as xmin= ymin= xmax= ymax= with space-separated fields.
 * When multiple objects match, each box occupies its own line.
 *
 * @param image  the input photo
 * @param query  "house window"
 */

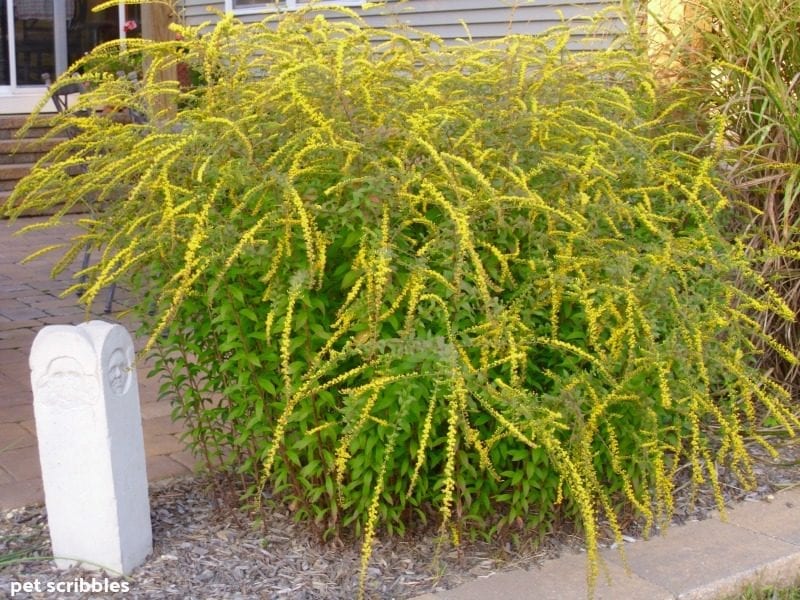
xmin=5 ymin=0 xmax=141 ymax=86
xmin=66 ymin=0 xmax=141 ymax=68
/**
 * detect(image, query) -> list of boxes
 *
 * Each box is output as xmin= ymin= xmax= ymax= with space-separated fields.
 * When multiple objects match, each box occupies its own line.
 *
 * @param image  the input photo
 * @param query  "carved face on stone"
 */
xmin=37 ymin=356 xmax=89 ymax=408
xmin=107 ymin=348 xmax=129 ymax=395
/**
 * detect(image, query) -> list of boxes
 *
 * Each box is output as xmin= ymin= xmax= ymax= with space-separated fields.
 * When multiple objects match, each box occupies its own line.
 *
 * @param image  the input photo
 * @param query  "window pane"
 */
xmin=15 ymin=0 xmax=55 ymax=85
xmin=66 ymin=0 xmax=121 ymax=67
xmin=0 ymin=1 xmax=9 ymax=84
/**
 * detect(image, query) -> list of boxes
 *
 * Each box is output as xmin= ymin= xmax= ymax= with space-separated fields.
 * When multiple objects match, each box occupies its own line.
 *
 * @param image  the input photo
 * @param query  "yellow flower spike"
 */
xmin=335 ymin=388 xmax=380 ymax=490
xmin=724 ymin=360 xmax=799 ymax=434
xmin=333 ymin=276 xmax=365 ymax=326
xmin=369 ymin=247 xmax=392 ymax=335
xmin=264 ymin=308 xmax=276 ymax=344
xmin=340 ymin=373 xmax=415 ymax=397
xmin=260 ymin=236 xmax=287 ymax=291
xmin=419 ymin=268 xmax=456 ymax=293
xmin=536 ymin=336 xmax=612 ymax=383
xmin=480 ymin=241 xmax=515 ymax=286
xmin=691 ymin=328 xmax=710 ymax=390
xmin=368 ymin=415 xmax=389 ymax=427
xmin=702 ymin=446 xmax=726 ymax=518
xmin=480 ymin=352 xmax=527 ymax=373
xmin=547 ymin=266 xmax=561 ymax=336
xmin=306 ymin=422 xmax=336 ymax=436
xmin=418 ymin=180 xmax=493 ymax=308
xmin=407 ymin=390 xmax=438 ymax=498
xmin=438 ymin=375 xmax=461 ymax=532
xmin=219 ymin=211 xmax=274 ymax=276
xmin=441 ymin=152 xmax=495 ymax=195
xmin=308 ymin=222 xmax=329 ymax=282
xmin=607 ymin=423 xmax=654 ymax=532
xmin=202 ymin=116 xmax=254 ymax=162
xmin=657 ymin=362 xmax=672 ymax=409
xmin=624 ymin=289 xmax=638 ymax=358
xmin=144 ymin=258 xmax=209 ymax=355
xmin=334 ymin=444 xmax=351 ymax=502
xmin=688 ymin=393 xmax=705 ymax=487
xmin=314 ymin=362 xmax=376 ymax=396
xmin=283 ymin=183 xmax=317 ymax=272
xmin=581 ymin=292 xmax=602 ymax=350
xmin=402 ymin=277 xmax=425 ymax=335
xmin=463 ymin=422 xmax=500 ymax=481
xmin=450 ymin=524 xmax=460 ymax=547
xmin=279 ymin=286 xmax=301 ymax=395
xmin=334 ymin=41 xmax=345 ymax=91
xmin=357 ymin=422 xmax=398 ymax=600
xmin=380 ymin=202 xmax=391 ymax=247
xmin=379 ymin=276 xmax=415 ymax=322
xmin=414 ymin=238 xmax=436 ymax=258
xmin=289 ymin=80 xmax=333 ymax=134
xmin=454 ymin=343 xmax=478 ymax=374
xmin=758 ymin=372 xmax=794 ymax=404
xmin=260 ymin=372 xmax=327 ymax=489
xmin=544 ymin=438 xmax=600 ymax=595
xmin=418 ymin=293 xmax=454 ymax=339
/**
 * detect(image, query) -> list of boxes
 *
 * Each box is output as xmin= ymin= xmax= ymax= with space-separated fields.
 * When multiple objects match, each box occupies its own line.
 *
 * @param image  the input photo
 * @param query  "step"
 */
xmin=0 ymin=162 xmax=38 ymax=191
xmin=0 ymin=115 xmax=54 ymax=139
xmin=0 ymin=161 xmax=84 ymax=188
xmin=0 ymin=190 xmax=88 ymax=217
xmin=0 ymin=137 xmax=65 ymax=165
xmin=0 ymin=162 xmax=34 ymax=183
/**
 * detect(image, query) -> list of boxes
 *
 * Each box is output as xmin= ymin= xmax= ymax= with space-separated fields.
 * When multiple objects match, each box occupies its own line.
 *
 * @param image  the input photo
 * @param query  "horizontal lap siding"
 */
xmin=183 ymin=0 xmax=621 ymax=46
xmin=183 ymin=0 xmax=224 ymax=26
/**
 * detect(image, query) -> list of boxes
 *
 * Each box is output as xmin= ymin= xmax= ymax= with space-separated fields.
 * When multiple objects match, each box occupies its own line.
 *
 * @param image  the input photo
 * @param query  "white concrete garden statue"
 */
xmin=30 ymin=320 xmax=152 ymax=575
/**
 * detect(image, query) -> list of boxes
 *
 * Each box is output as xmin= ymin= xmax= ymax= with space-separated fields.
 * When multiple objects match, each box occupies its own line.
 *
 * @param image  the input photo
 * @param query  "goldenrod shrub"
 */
xmin=7 ymin=8 xmax=797 ymax=593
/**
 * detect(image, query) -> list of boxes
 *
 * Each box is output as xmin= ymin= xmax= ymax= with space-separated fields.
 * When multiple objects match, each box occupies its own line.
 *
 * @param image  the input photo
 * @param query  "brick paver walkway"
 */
xmin=0 ymin=215 xmax=195 ymax=510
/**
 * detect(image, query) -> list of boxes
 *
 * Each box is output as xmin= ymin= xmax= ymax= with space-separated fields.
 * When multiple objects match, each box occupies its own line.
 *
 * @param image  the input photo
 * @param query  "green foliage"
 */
xmin=5 ymin=6 xmax=798 ymax=594
xmin=663 ymin=0 xmax=800 ymax=391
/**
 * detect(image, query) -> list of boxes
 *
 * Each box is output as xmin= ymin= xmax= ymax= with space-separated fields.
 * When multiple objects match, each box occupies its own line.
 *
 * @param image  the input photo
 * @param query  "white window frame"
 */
xmin=3 ymin=0 xmax=137 ymax=89
xmin=226 ymin=0 xmax=366 ymax=18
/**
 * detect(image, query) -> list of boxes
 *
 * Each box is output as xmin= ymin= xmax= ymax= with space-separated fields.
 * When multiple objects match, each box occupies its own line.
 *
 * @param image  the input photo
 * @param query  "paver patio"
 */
xmin=0 ymin=214 xmax=196 ymax=510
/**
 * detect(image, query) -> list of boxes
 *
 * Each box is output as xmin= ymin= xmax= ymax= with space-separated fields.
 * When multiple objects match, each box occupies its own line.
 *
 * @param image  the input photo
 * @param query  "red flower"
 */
xmin=123 ymin=20 xmax=138 ymax=33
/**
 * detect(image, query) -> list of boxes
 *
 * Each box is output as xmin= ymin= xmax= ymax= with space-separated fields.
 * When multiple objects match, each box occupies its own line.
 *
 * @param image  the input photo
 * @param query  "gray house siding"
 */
xmin=182 ymin=1 xmax=621 ymax=49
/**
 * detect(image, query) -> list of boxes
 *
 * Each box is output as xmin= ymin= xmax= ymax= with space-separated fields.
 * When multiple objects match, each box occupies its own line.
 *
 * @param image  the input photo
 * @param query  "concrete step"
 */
xmin=0 ymin=116 xmax=71 ymax=207
xmin=0 ymin=115 xmax=53 ymax=140
xmin=0 ymin=162 xmax=34 ymax=189
xmin=0 ymin=190 xmax=87 ymax=217
xmin=0 ymin=137 xmax=65 ymax=165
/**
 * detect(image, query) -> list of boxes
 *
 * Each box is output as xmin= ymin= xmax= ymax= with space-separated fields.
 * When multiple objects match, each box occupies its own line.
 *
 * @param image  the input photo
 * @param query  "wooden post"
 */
xmin=647 ymin=0 xmax=684 ymax=63
xmin=141 ymin=2 xmax=178 ymax=117
xmin=647 ymin=0 xmax=709 ymax=78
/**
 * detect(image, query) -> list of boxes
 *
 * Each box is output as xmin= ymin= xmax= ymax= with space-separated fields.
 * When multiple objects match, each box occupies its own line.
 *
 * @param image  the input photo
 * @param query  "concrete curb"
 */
xmin=678 ymin=550 xmax=800 ymax=600
xmin=413 ymin=487 xmax=800 ymax=600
